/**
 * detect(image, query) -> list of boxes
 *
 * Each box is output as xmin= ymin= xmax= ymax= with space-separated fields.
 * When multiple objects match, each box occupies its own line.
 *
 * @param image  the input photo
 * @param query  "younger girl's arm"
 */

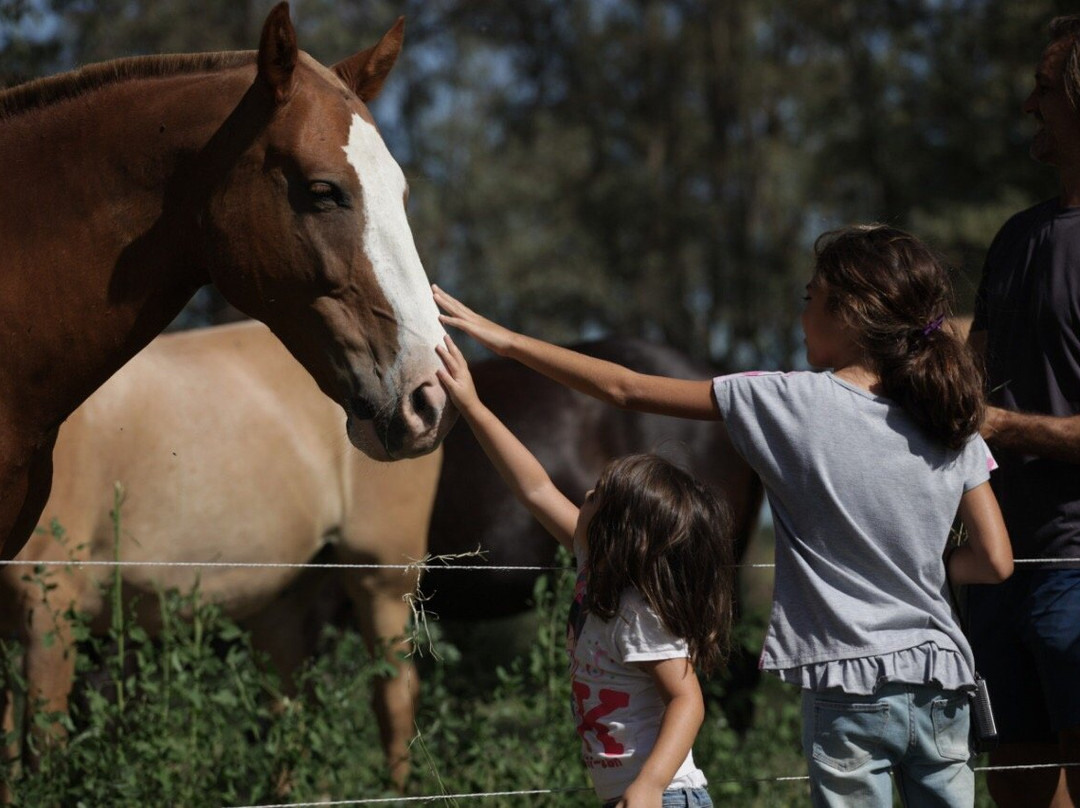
xmin=617 ymin=658 xmax=705 ymax=808
xmin=434 ymin=285 xmax=721 ymax=421
xmin=949 ymin=481 xmax=1013 ymax=585
xmin=436 ymin=335 xmax=579 ymax=551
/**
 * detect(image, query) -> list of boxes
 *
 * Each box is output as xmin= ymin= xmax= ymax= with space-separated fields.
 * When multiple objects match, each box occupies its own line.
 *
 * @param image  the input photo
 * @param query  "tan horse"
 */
xmin=0 ymin=2 xmax=453 ymax=563
xmin=0 ymin=321 xmax=441 ymax=788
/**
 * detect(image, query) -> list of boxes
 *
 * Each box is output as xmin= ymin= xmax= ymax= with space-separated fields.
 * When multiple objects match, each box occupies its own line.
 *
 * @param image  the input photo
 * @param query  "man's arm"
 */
xmin=969 ymin=328 xmax=1080 ymax=463
xmin=982 ymin=407 xmax=1080 ymax=463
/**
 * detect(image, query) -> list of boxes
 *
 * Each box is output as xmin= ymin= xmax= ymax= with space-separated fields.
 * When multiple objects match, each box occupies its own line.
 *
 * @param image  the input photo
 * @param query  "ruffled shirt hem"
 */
xmin=770 ymin=641 xmax=976 ymax=695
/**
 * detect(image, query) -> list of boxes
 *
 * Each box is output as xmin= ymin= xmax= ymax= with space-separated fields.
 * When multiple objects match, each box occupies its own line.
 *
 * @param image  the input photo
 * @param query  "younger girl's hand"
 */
xmin=435 ymin=335 xmax=480 ymax=413
xmin=616 ymin=780 xmax=664 ymax=808
xmin=432 ymin=285 xmax=516 ymax=355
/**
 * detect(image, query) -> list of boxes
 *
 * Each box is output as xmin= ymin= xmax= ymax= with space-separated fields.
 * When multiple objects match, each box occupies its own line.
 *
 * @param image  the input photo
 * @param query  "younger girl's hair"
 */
xmin=812 ymin=224 xmax=985 ymax=450
xmin=583 ymin=454 xmax=735 ymax=676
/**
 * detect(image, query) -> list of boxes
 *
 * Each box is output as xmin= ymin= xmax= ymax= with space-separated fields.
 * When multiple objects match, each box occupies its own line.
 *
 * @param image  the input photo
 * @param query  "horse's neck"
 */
xmin=0 ymin=69 xmax=249 ymax=428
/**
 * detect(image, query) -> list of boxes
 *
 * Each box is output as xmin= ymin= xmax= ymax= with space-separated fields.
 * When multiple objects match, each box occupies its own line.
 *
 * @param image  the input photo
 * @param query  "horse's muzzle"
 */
xmin=347 ymin=379 xmax=454 ymax=460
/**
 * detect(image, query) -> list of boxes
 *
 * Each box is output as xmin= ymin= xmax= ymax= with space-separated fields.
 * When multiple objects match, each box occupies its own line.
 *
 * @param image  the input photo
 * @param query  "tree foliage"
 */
xmin=0 ymin=0 xmax=1072 ymax=366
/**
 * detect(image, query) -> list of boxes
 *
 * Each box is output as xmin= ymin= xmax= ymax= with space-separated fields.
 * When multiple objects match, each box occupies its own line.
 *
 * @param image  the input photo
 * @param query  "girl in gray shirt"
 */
xmin=434 ymin=224 xmax=1014 ymax=808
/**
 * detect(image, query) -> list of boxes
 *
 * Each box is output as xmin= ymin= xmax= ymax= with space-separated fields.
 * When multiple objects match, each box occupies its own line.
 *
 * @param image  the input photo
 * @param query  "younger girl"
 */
xmin=434 ymin=224 xmax=1014 ymax=807
xmin=435 ymin=335 xmax=736 ymax=808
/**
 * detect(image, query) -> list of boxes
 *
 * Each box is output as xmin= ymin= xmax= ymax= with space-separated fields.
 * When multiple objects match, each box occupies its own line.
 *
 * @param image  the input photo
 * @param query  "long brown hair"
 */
xmin=812 ymin=224 xmax=985 ymax=450
xmin=583 ymin=454 xmax=735 ymax=676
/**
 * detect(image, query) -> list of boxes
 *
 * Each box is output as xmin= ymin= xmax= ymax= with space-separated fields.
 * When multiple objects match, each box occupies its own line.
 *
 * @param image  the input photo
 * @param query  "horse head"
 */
xmin=196 ymin=3 xmax=453 ymax=460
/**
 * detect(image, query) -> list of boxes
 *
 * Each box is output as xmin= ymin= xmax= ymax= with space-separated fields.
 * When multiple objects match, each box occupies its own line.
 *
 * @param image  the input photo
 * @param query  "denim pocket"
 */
xmin=811 ymin=698 xmax=890 ymax=772
xmin=931 ymin=692 xmax=971 ymax=762
xmin=660 ymin=788 xmax=714 ymax=807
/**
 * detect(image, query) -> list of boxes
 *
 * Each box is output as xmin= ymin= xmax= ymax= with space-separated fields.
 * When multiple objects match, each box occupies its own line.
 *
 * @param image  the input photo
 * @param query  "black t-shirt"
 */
xmin=973 ymin=198 xmax=1080 ymax=561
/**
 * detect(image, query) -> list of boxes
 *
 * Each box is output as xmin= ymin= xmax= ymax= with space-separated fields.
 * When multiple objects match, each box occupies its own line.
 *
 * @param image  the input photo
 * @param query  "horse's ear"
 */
xmin=333 ymin=17 xmax=404 ymax=102
xmin=257 ymin=1 xmax=298 ymax=105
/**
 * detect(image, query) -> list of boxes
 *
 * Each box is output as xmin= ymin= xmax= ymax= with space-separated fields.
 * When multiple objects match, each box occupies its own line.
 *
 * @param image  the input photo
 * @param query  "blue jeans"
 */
xmin=967 ymin=568 xmax=1080 ymax=743
xmin=802 ymin=684 xmax=974 ymax=808
xmin=601 ymin=786 xmax=713 ymax=808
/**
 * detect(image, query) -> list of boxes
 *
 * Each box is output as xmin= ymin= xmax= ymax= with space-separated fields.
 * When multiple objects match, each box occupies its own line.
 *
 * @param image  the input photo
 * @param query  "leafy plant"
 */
xmin=0 ymin=537 xmax=996 ymax=806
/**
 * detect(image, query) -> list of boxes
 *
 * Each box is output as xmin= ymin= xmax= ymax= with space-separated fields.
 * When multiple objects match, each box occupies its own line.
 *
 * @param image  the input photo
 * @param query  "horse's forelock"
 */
xmin=0 ymin=52 xmax=257 ymax=120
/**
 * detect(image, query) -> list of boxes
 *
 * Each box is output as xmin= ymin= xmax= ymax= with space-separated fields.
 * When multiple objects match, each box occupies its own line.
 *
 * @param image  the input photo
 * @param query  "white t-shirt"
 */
xmin=567 ymin=548 xmax=707 ymax=801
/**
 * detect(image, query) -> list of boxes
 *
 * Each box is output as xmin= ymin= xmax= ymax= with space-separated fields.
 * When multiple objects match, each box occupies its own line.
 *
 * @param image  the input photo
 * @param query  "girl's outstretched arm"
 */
xmin=950 ymin=481 xmax=1013 ymax=585
xmin=433 ymin=285 xmax=721 ymax=421
xmin=436 ymin=335 xmax=579 ymax=551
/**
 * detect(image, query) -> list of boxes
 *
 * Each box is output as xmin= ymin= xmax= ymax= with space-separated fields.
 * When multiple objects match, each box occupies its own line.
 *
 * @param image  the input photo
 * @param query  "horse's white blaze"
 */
xmin=343 ymin=114 xmax=444 ymax=375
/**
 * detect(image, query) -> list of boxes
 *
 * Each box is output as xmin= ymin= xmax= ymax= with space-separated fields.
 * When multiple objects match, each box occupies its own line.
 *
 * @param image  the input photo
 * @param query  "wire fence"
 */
xmin=2 ymin=549 xmax=1077 ymax=805
xmin=0 ymin=556 xmax=1076 ymax=571
xmin=222 ymin=763 xmax=1080 ymax=808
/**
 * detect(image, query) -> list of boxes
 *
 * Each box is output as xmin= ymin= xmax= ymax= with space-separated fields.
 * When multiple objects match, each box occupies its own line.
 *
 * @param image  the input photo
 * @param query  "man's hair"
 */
xmin=1050 ymin=16 xmax=1080 ymax=111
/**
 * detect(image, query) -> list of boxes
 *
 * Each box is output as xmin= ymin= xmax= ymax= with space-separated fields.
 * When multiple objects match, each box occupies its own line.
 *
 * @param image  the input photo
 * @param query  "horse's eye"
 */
xmin=308 ymin=180 xmax=348 ymax=211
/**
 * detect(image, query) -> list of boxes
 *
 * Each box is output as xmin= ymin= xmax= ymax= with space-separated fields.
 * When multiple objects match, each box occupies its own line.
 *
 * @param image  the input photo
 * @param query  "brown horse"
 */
xmin=0 ymin=2 xmax=453 ymax=563
xmin=0 ymin=320 xmax=441 ymax=789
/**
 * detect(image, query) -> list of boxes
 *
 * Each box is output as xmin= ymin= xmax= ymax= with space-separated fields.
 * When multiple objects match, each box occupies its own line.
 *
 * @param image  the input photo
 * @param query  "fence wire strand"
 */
xmin=2 ymin=544 xmax=1076 ymax=804
xmin=0 ymin=557 xmax=1074 ymax=571
xmin=223 ymin=762 xmax=1080 ymax=807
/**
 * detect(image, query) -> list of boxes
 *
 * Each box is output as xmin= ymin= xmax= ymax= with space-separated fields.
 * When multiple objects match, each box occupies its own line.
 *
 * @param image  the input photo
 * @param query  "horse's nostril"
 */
xmin=411 ymin=386 xmax=432 ymax=418
xmin=409 ymin=383 xmax=443 ymax=431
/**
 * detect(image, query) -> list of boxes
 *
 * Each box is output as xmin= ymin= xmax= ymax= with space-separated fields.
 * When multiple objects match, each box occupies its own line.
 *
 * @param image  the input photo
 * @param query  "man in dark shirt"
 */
xmin=968 ymin=15 xmax=1080 ymax=808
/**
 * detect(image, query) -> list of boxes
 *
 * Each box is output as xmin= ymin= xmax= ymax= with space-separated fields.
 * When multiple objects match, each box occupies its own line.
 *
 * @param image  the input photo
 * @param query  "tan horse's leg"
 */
xmin=0 ymin=642 xmax=23 ymax=803
xmin=21 ymin=557 xmax=78 ymax=756
xmin=243 ymin=567 xmax=334 ymax=697
xmin=337 ymin=448 xmax=440 ymax=789
xmin=338 ymin=565 xmax=420 ymax=791
xmin=0 ymin=574 xmax=77 ymax=805
xmin=0 ymin=523 xmax=75 ymax=804
xmin=0 ymin=568 xmax=22 ymax=799
xmin=21 ymin=574 xmax=78 ymax=771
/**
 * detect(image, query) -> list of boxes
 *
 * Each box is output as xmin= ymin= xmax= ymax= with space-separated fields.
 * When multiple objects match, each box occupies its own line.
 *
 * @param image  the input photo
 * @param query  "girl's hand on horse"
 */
xmin=435 ymin=335 xmax=480 ymax=413
xmin=433 ymin=285 xmax=515 ymax=354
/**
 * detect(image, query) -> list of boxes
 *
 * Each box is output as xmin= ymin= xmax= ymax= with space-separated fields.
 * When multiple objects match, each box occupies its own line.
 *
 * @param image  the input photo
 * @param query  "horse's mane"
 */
xmin=0 ymin=51 xmax=256 ymax=120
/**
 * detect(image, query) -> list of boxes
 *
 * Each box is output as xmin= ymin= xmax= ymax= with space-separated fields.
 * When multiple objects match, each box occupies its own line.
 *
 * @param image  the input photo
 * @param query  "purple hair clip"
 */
xmin=922 ymin=314 xmax=945 ymax=336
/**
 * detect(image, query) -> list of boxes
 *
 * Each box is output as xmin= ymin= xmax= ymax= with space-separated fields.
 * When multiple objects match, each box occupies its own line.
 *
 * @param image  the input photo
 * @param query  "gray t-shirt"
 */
xmin=712 ymin=371 xmax=992 ymax=682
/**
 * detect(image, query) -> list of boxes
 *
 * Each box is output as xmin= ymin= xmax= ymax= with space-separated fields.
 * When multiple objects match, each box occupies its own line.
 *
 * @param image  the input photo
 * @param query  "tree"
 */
xmin=0 ymin=0 xmax=65 ymax=87
xmin=395 ymin=0 xmax=1072 ymax=365
xmin=1 ymin=0 xmax=1074 ymax=365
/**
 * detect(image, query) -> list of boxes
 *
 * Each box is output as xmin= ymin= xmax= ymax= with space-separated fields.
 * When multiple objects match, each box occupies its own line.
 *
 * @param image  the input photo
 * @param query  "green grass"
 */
xmin=0 ymin=525 xmax=996 ymax=806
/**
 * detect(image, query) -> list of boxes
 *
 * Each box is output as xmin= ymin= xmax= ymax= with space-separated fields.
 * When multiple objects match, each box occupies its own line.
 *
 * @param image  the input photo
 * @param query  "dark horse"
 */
xmin=0 ymin=2 xmax=454 ymax=562
xmin=424 ymin=338 xmax=765 ymax=730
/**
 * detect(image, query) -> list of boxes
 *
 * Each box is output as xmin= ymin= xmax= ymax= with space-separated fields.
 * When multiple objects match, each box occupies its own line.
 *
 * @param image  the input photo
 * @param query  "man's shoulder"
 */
xmin=989 ymin=197 xmax=1080 ymax=266
xmin=997 ymin=197 xmax=1059 ymax=235
xmin=985 ymin=198 xmax=1062 ymax=260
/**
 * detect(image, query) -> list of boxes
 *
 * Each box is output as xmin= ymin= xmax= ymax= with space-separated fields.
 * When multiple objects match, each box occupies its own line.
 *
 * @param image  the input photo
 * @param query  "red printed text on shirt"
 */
xmin=572 ymin=680 xmax=630 ymax=755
